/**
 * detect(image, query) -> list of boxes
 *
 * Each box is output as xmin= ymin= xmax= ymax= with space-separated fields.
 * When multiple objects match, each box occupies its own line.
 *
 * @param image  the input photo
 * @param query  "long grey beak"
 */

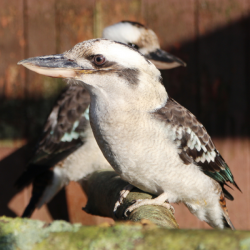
xmin=145 ymin=49 xmax=186 ymax=70
xmin=18 ymin=54 xmax=88 ymax=78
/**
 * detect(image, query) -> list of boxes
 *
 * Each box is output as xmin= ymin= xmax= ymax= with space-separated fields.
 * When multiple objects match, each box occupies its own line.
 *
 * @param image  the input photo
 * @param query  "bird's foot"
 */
xmin=124 ymin=192 xmax=174 ymax=217
xmin=113 ymin=184 xmax=134 ymax=216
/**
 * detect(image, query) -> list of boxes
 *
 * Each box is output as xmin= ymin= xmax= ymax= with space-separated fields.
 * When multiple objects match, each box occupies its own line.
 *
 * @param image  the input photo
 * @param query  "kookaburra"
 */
xmin=18 ymin=38 xmax=240 ymax=229
xmin=15 ymin=21 xmax=186 ymax=218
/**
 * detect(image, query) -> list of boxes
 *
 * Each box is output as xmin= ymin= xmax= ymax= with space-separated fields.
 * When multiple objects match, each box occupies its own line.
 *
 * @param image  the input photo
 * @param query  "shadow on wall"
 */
xmin=0 ymin=15 xmax=250 ymax=141
xmin=0 ymin=15 xmax=249 ymax=220
xmin=0 ymin=142 xmax=69 ymax=221
xmin=162 ymin=14 xmax=250 ymax=137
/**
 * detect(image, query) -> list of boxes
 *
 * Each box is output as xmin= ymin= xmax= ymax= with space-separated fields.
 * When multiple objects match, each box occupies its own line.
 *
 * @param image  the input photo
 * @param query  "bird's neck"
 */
xmin=90 ymin=87 xmax=168 ymax=116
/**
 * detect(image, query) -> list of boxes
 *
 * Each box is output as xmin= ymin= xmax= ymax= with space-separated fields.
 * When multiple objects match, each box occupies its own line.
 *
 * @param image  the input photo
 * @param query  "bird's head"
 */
xmin=103 ymin=21 xmax=186 ymax=69
xmin=18 ymin=39 xmax=168 ymax=110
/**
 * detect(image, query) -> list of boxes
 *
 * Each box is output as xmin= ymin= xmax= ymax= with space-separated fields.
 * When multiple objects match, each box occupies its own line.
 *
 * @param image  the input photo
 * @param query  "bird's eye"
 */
xmin=128 ymin=43 xmax=139 ymax=50
xmin=93 ymin=55 xmax=106 ymax=65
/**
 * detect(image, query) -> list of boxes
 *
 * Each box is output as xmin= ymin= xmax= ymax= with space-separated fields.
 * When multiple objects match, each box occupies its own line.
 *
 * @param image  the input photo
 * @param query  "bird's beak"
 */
xmin=145 ymin=49 xmax=186 ymax=70
xmin=18 ymin=54 xmax=94 ymax=78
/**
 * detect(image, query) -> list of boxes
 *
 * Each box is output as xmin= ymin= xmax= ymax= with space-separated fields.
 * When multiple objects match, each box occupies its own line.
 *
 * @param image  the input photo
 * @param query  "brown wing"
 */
xmin=15 ymin=84 xmax=90 ymax=189
xmin=153 ymin=97 xmax=240 ymax=194
xmin=37 ymin=84 xmax=90 ymax=157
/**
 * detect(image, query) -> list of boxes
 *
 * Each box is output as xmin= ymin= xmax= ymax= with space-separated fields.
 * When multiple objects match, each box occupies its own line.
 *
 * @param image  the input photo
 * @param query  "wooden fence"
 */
xmin=0 ymin=0 xmax=250 ymax=229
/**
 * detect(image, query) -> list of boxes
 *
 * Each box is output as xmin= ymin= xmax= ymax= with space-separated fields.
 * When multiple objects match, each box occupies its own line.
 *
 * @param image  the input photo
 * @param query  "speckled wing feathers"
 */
xmin=30 ymin=85 xmax=90 ymax=161
xmin=153 ymin=98 xmax=240 ymax=195
xmin=39 ymin=85 xmax=90 ymax=149
xmin=15 ymin=85 xmax=90 ymax=189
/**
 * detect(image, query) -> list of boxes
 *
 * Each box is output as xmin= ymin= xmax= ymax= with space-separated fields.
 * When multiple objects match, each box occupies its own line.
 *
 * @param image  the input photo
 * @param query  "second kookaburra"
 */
xmin=15 ymin=21 xmax=186 ymax=218
xmin=19 ymin=38 xmax=240 ymax=229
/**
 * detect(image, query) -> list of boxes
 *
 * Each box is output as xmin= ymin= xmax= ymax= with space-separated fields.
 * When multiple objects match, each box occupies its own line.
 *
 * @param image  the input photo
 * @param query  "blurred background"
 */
xmin=0 ymin=0 xmax=249 ymax=229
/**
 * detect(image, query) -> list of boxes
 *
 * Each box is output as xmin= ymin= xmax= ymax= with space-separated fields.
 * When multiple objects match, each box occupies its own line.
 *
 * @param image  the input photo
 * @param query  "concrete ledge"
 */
xmin=1 ymin=216 xmax=250 ymax=250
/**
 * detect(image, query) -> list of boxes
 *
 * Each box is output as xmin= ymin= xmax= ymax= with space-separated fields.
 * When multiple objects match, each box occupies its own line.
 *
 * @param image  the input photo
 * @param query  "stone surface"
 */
xmin=1 ymin=216 xmax=250 ymax=250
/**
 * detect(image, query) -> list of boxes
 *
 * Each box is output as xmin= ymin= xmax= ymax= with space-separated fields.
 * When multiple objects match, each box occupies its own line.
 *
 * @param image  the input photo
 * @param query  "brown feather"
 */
xmin=219 ymin=192 xmax=235 ymax=229
xmin=153 ymin=97 xmax=240 ymax=192
xmin=22 ymin=170 xmax=54 ymax=218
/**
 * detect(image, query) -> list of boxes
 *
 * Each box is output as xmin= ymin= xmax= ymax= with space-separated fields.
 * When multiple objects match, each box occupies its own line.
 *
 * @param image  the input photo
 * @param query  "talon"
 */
xmin=124 ymin=199 xmax=143 ymax=217
xmin=113 ymin=201 xmax=121 ymax=219
xmin=124 ymin=208 xmax=130 ymax=217
xmin=169 ymin=205 xmax=175 ymax=214
xmin=113 ymin=184 xmax=134 ymax=218
xmin=123 ymin=193 xmax=172 ymax=217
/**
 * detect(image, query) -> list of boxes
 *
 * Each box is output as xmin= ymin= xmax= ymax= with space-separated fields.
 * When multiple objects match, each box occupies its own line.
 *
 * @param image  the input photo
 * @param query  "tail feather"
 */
xmin=22 ymin=193 xmax=41 ymax=218
xmin=15 ymin=164 xmax=51 ymax=190
xmin=22 ymin=170 xmax=53 ymax=218
xmin=222 ymin=186 xmax=234 ymax=201
xmin=219 ymin=193 xmax=235 ymax=230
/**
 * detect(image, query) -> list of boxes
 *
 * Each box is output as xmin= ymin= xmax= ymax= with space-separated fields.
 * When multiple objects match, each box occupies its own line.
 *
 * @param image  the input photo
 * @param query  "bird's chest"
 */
xmin=90 ymin=106 xmax=145 ymax=173
xmin=90 ymin=105 xmax=180 ymax=193
xmin=62 ymin=124 xmax=110 ymax=181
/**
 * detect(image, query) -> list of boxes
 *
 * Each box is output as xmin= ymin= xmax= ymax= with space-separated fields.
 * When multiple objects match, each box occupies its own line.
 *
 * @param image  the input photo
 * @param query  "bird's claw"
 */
xmin=124 ymin=198 xmax=174 ymax=217
xmin=124 ymin=199 xmax=143 ymax=217
xmin=169 ymin=205 xmax=175 ymax=214
xmin=113 ymin=184 xmax=134 ymax=218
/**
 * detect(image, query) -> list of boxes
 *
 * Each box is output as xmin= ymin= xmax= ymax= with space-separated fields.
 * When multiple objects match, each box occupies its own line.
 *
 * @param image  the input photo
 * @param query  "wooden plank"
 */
xmin=143 ymin=0 xmax=199 ymax=116
xmin=198 ymin=0 xmax=249 ymax=36
xmin=246 ymin=5 xmax=250 ymax=138
xmin=196 ymin=1 xmax=250 ymax=229
xmin=94 ymin=0 xmax=143 ymax=38
xmin=197 ymin=0 xmax=249 ymax=137
xmin=24 ymin=0 xmax=66 ymax=140
xmin=174 ymin=204 xmax=201 ymax=229
xmin=0 ymin=0 xmax=28 ymax=217
xmin=55 ymin=0 xmax=95 ymax=52
xmin=143 ymin=0 xmax=196 ymax=47
xmin=26 ymin=0 xmax=57 ymax=98
xmin=0 ymin=0 xmax=25 ymax=99
xmin=196 ymin=5 xmax=250 ymax=230
xmin=66 ymin=182 xmax=113 ymax=225
xmin=0 ymin=144 xmax=33 ymax=218
xmin=2 ymin=143 xmax=70 ymax=223
xmin=0 ymin=1 xmax=60 ymax=142
xmin=247 ymin=139 xmax=250 ymax=229
xmin=8 ymin=184 xmax=53 ymax=223
xmin=211 ymin=138 xmax=250 ymax=230
xmin=66 ymin=182 xmax=96 ymax=225
xmin=0 ymin=0 xmax=27 ymax=140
